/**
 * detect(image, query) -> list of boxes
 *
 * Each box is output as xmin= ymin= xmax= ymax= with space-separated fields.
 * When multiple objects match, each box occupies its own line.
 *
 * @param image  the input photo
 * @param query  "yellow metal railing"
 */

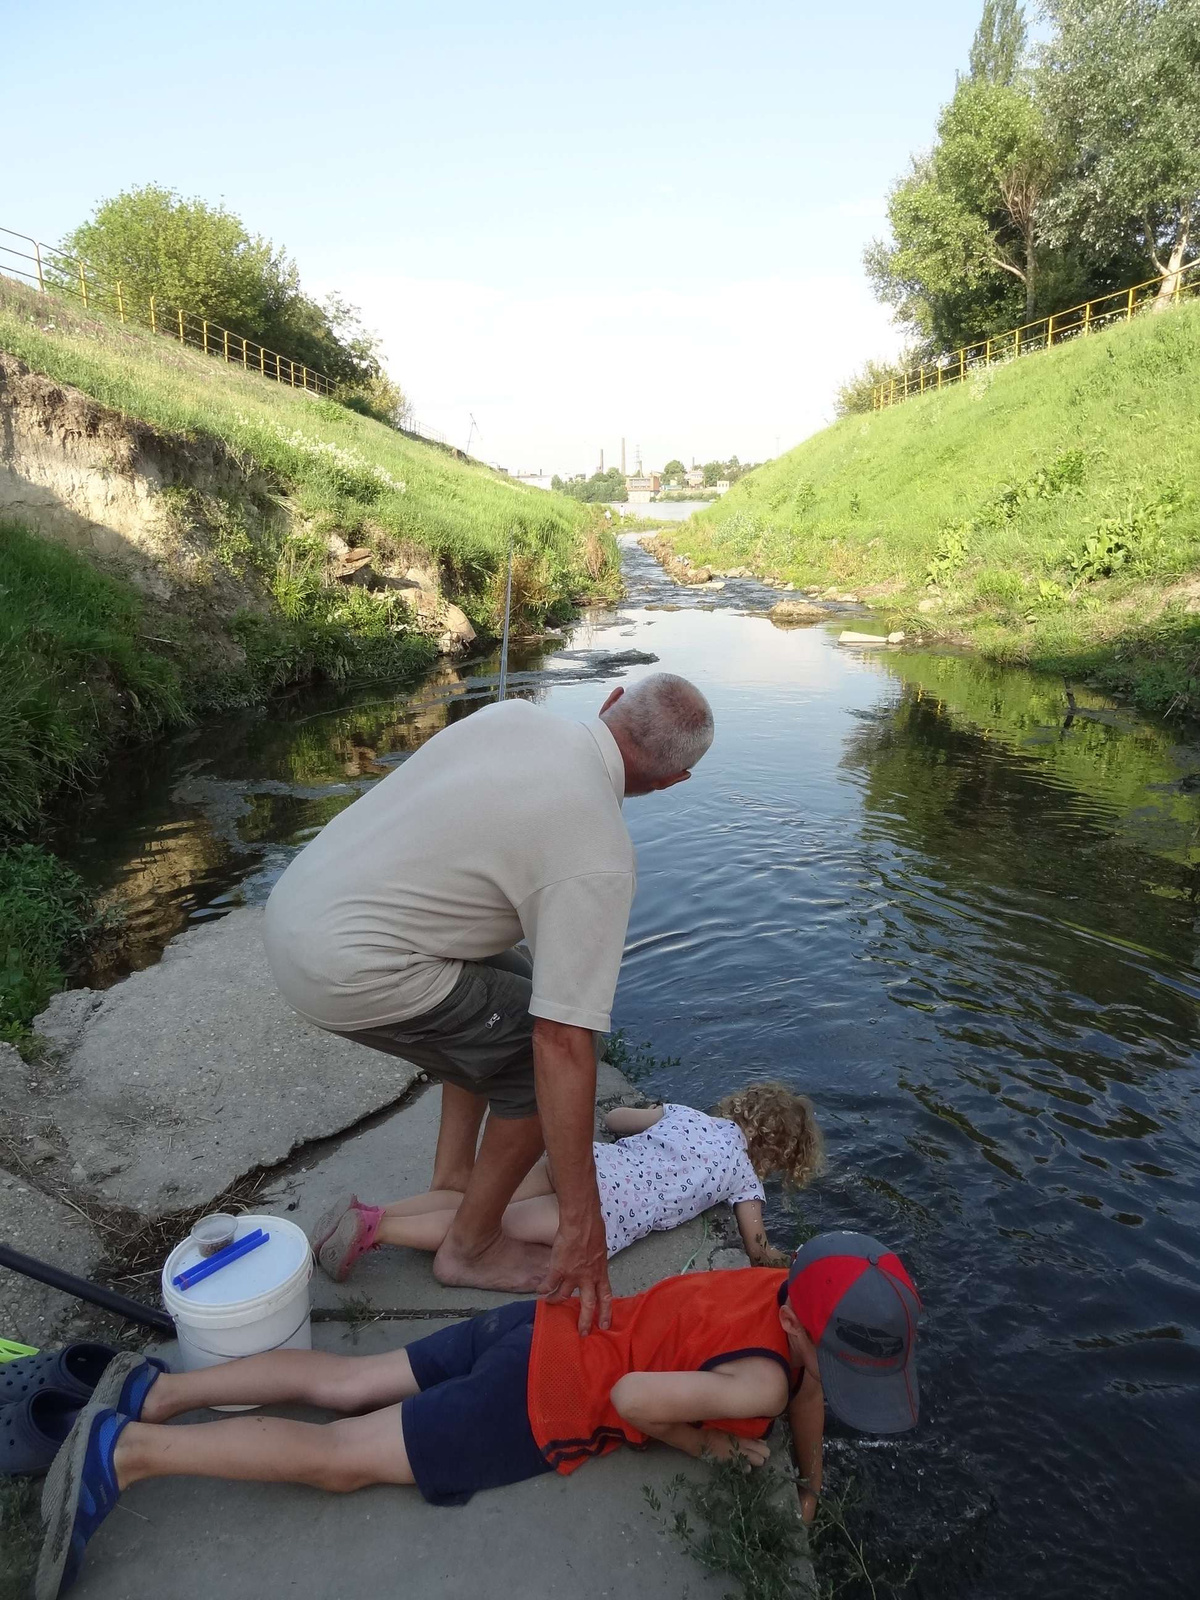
xmin=872 ymin=260 xmax=1200 ymax=410
xmin=0 ymin=223 xmax=336 ymax=396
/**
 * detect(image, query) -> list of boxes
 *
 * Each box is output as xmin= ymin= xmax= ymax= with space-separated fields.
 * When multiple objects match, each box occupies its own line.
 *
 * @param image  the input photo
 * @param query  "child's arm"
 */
xmin=610 ymin=1358 xmax=788 ymax=1465
xmin=604 ymin=1104 xmax=665 ymax=1138
xmin=787 ymin=1370 xmax=825 ymax=1524
xmin=733 ymin=1200 xmax=791 ymax=1267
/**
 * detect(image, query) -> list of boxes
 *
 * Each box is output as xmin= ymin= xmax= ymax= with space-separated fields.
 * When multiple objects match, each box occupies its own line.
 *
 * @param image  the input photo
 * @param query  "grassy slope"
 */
xmin=0 ymin=278 xmax=614 ymax=623
xmin=669 ymin=301 xmax=1200 ymax=715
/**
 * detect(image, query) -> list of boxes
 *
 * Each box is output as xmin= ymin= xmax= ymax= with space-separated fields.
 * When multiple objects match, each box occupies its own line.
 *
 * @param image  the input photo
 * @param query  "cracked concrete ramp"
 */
xmin=32 ymin=908 xmax=418 ymax=1215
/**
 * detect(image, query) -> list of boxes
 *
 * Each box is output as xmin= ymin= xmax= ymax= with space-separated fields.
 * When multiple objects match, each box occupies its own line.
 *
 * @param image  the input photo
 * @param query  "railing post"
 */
xmin=959 ymin=347 xmax=965 ymax=382
xmin=202 ymin=319 xmax=209 ymax=355
xmin=1127 ymin=286 xmax=1135 ymax=321
xmin=1083 ymin=301 xmax=1091 ymax=336
xmin=116 ymin=281 xmax=125 ymax=323
xmin=33 ymin=240 xmax=45 ymax=293
xmin=985 ymin=336 xmax=991 ymax=366
xmin=223 ymin=328 xmax=230 ymax=362
xmin=920 ymin=366 xmax=925 ymax=393
xmin=1014 ymin=325 xmax=1020 ymax=357
xmin=260 ymin=346 xmax=266 ymax=375
xmin=78 ymin=260 xmax=88 ymax=308
xmin=937 ymin=362 xmax=942 ymax=389
xmin=301 ymin=365 xmax=308 ymax=391
xmin=242 ymin=337 xmax=248 ymax=368
xmin=178 ymin=309 xmax=185 ymax=344
xmin=890 ymin=376 xmax=896 ymax=405
xmin=149 ymin=295 xmax=156 ymax=333
xmin=1047 ymin=313 xmax=1054 ymax=347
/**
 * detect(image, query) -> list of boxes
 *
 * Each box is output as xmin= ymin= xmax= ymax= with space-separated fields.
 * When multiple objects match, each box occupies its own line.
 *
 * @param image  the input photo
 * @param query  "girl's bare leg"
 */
xmin=140 ymin=1347 xmax=421 ymax=1423
xmin=381 ymin=1190 xmax=468 ymax=1218
xmin=376 ymin=1208 xmax=460 ymax=1252
xmin=498 ymin=1194 xmax=562 ymax=1246
xmin=114 ymin=1404 xmax=412 ymax=1493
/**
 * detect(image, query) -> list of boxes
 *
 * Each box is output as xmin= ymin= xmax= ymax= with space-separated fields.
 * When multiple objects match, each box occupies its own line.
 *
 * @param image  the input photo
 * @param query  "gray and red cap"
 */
xmin=785 ymin=1231 xmax=922 ymax=1434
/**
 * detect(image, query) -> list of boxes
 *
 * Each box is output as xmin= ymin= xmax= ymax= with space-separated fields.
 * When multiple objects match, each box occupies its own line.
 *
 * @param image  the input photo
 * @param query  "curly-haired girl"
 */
xmin=314 ymin=1083 xmax=823 ymax=1280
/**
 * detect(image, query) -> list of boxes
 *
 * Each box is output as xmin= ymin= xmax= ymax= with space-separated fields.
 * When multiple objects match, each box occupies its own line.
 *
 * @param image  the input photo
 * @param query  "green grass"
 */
xmin=0 ymin=520 xmax=186 ymax=832
xmin=0 ymin=277 xmax=617 ymax=627
xmin=664 ymin=300 xmax=1200 ymax=716
xmin=0 ymin=844 xmax=99 ymax=1043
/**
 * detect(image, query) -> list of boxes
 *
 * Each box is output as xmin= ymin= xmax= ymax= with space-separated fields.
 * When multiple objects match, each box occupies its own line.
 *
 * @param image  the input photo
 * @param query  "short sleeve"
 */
xmin=726 ymin=1140 xmax=766 ymax=1206
xmin=518 ymin=872 xmax=634 ymax=1033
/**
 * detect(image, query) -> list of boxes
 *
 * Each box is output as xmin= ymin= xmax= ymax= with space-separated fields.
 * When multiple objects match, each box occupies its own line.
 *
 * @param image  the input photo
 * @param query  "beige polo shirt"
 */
xmin=263 ymin=700 xmax=635 ymax=1034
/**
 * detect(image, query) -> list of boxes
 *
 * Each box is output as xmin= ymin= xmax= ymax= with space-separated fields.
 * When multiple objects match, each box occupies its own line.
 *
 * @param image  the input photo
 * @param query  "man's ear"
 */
xmin=779 ymin=1303 xmax=801 ymax=1335
xmin=650 ymin=770 xmax=691 ymax=792
xmin=599 ymin=686 xmax=624 ymax=716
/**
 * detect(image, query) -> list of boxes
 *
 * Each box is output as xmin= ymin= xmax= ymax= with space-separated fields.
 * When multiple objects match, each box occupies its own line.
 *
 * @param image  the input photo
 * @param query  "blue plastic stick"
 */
xmin=173 ymin=1230 xmax=269 ymax=1291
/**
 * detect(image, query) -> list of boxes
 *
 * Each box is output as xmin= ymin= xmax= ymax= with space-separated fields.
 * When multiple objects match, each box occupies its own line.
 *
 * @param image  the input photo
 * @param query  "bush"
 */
xmin=0 ymin=846 xmax=98 ymax=1041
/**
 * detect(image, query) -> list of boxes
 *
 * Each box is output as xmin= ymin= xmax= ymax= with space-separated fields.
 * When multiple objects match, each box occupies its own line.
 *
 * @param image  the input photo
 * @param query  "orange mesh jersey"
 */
xmin=527 ymin=1268 xmax=793 ymax=1474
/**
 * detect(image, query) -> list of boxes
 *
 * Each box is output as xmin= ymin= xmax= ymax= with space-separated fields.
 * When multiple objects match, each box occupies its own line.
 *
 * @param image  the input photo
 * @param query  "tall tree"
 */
xmin=866 ymin=76 xmax=1058 ymax=345
xmin=968 ymin=0 xmax=1028 ymax=84
xmin=1042 ymin=0 xmax=1200 ymax=303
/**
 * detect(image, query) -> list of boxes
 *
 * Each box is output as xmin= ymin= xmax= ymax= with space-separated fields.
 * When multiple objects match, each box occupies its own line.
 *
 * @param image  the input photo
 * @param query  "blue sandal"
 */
xmin=37 ymin=1403 xmax=130 ymax=1600
xmin=0 ymin=1390 xmax=80 ymax=1478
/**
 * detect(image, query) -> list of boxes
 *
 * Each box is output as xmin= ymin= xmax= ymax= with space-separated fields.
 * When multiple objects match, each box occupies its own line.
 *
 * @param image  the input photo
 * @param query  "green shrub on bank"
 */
xmin=665 ymin=299 xmax=1200 ymax=715
xmin=0 ymin=846 xmax=98 ymax=1042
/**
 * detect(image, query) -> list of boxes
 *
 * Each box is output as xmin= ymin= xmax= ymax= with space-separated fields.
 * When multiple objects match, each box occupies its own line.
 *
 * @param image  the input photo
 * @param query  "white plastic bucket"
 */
xmin=162 ymin=1213 xmax=314 ymax=1385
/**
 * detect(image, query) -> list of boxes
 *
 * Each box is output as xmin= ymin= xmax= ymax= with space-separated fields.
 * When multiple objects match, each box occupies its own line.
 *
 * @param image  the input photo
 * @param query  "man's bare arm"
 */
xmin=787 ymin=1374 xmax=824 ymax=1524
xmin=533 ymin=1017 xmax=612 ymax=1334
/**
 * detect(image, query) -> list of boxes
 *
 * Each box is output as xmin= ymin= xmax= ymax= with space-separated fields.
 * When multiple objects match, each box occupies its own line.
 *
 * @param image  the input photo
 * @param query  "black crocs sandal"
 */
xmin=0 ymin=1344 xmax=120 ymax=1407
xmin=0 ymin=1389 xmax=79 ymax=1478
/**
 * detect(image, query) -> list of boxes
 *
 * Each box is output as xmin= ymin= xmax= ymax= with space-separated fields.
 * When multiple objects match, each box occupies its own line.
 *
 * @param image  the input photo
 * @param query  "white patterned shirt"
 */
xmin=594 ymin=1103 xmax=765 ymax=1257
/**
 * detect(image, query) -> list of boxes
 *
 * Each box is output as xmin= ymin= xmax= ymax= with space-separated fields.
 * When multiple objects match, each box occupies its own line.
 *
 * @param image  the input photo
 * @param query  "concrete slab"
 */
xmin=260 ymin=1081 xmax=727 ymax=1314
xmin=0 ymin=1171 xmax=104 ymax=1345
xmin=30 ymin=908 xmax=419 ymax=1216
xmin=71 ymin=1320 xmax=794 ymax=1600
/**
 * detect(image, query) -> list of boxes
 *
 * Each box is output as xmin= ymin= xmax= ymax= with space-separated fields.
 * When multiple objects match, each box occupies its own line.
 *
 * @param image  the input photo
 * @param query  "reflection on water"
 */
xmin=62 ymin=540 xmax=1200 ymax=1596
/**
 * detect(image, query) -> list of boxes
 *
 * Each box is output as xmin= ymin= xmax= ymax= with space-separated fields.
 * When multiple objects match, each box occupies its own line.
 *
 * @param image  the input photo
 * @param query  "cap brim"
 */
xmin=817 ymin=1348 xmax=920 ymax=1434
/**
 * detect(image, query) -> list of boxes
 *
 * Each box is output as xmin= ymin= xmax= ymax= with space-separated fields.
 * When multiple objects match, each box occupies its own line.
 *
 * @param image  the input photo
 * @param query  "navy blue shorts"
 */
xmin=401 ymin=1301 xmax=553 ymax=1506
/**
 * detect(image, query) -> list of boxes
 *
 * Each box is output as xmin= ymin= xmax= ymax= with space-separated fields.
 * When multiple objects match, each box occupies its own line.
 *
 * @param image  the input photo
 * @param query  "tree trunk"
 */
xmin=1154 ymin=219 xmax=1190 ymax=309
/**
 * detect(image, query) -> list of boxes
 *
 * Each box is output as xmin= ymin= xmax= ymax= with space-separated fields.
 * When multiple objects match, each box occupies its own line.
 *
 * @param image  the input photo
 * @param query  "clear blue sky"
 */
xmin=6 ymin=0 xmax=985 ymax=471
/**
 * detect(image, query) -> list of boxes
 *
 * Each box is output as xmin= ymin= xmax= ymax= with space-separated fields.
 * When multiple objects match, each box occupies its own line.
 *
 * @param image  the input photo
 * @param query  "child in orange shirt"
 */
xmin=36 ymin=1232 xmax=920 ymax=1600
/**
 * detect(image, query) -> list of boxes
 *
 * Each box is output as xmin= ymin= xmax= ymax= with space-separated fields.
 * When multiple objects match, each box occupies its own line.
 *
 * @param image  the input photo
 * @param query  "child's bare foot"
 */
xmin=432 ymin=1233 xmax=550 ymax=1293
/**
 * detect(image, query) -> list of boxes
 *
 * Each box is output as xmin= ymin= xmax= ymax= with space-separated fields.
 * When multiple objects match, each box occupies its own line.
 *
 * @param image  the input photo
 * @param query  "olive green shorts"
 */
xmin=339 ymin=949 xmax=540 ymax=1119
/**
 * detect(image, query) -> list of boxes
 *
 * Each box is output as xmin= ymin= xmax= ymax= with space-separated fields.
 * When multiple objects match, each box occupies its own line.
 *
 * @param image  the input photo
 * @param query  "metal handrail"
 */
xmin=871 ymin=259 xmax=1200 ymax=410
xmin=0 ymin=222 xmax=449 ymax=449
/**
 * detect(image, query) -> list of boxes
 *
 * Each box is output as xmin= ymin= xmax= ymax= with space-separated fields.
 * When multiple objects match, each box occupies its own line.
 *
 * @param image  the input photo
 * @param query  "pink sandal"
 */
xmin=317 ymin=1203 xmax=385 ymax=1282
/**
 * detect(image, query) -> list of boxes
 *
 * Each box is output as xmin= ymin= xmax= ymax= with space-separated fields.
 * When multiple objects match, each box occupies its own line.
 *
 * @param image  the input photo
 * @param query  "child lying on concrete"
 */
xmin=36 ymin=1232 xmax=920 ymax=1600
xmin=312 ymin=1084 xmax=823 ymax=1282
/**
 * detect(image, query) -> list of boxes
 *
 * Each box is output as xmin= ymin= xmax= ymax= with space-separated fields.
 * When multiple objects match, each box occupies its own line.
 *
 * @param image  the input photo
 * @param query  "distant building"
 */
xmin=513 ymin=473 xmax=554 ymax=491
xmin=625 ymin=473 xmax=661 ymax=504
xmin=714 ymin=479 xmax=731 ymax=494
xmin=684 ymin=469 xmax=705 ymax=488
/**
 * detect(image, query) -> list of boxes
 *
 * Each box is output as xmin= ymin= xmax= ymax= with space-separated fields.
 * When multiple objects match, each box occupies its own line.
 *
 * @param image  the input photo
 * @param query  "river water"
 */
xmin=63 ymin=538 xmax=1200 ymax=1598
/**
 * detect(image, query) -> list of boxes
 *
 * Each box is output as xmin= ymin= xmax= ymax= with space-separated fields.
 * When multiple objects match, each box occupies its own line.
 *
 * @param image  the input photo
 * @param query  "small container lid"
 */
xmin=163 ymin=1214 xmax=311 ymax=1310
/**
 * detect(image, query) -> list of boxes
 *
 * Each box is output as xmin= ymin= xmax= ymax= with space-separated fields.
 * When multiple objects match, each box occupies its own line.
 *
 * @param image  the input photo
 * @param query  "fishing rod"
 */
xmin=497 ymin=527 xmax=515 ymax=702
xmin=0 ymin=1241 xmax=174 ymax=1336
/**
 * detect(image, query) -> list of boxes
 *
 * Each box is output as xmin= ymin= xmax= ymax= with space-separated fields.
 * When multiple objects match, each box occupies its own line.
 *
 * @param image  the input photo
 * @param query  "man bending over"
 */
xmin=263 ymin=672 xmax=714 ymax=1325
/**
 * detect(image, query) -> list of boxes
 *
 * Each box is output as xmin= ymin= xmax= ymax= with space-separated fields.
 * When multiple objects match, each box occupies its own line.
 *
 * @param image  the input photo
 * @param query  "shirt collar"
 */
xmin=584 ymin=718 xmax=626 ymax=804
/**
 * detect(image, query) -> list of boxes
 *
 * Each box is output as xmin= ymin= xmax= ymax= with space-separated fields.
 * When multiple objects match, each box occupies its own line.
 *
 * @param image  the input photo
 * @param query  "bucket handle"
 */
xmin=174 ymin=1311 xmax=311 ymax=1363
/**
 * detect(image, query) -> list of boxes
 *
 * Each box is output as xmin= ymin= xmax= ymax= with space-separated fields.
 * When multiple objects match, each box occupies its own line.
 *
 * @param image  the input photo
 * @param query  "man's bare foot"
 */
xmin=433 ymin=1232 xmax=551 ymax=1292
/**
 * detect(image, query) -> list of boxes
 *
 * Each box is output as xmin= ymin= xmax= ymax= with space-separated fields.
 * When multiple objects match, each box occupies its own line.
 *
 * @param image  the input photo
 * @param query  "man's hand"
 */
xmin=544 ymin=1201 xmax=613 ymax=1336
xmin=532 ymin=1016 xmax=612 ymax=1334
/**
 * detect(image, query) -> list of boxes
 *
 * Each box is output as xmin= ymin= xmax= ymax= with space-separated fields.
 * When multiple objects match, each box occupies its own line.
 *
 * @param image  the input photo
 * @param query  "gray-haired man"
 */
xmin=264 ymin=673 xmax=714 ymax=1330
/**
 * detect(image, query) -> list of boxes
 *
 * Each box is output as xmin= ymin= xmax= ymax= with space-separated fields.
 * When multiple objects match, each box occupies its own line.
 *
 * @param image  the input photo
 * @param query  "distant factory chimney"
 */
xmin=600 ymin=448 xmax=604 ymax=473
xmin=621 ymin=438 xmax=626 ymax=475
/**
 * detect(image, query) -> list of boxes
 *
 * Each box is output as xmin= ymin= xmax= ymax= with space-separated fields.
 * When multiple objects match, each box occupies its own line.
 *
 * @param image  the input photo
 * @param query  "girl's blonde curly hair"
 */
xmin=712 ymin=1081 xmax=824 ymax=1188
